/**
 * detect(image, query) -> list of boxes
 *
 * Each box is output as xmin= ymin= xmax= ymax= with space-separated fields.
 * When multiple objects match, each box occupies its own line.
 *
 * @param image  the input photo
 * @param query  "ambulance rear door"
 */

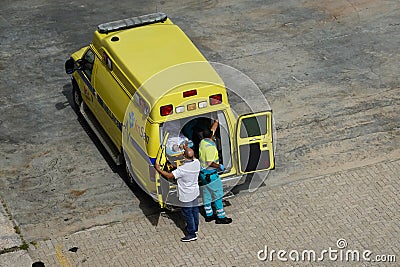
xmin=155 ymin=132 xmax=170 ymax=208
xmin=235 ymin=111 xmax=275 ymax=174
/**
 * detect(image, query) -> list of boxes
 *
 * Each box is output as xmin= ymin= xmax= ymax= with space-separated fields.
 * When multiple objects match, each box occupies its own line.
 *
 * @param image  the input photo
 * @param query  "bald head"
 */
xmin=184 ymin=148 xmax=194 ymax=159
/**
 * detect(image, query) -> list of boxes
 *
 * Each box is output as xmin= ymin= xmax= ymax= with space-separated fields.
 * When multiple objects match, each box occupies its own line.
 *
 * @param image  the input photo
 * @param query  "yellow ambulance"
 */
xmin=65 ymin=12 xmax=275 ymax=208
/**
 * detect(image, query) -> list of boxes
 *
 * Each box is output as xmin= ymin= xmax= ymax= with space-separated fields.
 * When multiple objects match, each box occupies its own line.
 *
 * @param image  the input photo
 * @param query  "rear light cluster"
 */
xmin=160 ymin=104 xmax=173 ymax=116
xmin=187 ymin=103 xmax=196 ymax=111
xmin=160 ymin=93 xmax=223 ymax=116
xmin=209 ymin=94 xmax=222 ymax=105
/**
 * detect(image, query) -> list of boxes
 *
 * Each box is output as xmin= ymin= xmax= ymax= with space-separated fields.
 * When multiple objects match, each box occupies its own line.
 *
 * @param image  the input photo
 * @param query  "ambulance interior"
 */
xmin=160 ymin=111 xmax=232 ymax=172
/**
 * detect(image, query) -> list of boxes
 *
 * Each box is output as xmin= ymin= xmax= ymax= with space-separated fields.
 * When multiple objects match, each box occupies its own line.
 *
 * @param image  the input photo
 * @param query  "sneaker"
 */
xmin=180 ymin=235 xmax=198 ymax=242
xmin=205 ymin=216 xmax=215 ymax=222
xmin=215 ymin=217 xmax=232 ymax=224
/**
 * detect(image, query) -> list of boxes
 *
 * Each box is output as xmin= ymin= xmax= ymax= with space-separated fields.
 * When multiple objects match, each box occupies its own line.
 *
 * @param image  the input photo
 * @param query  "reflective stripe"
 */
xmin=126 ymin=133 xmax=152 ymax=164
xmin=216 ymin=208 xmax=225 ymax=218
xmin=204 ymin=204 xmax=213 ymax=216
xmin=77 ymin=70 xmax=95 ymax=94
xmin=77 ymin=70 xmax=122 ymax=131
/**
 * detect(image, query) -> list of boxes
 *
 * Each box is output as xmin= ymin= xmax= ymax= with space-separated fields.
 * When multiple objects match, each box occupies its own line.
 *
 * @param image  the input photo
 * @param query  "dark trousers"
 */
xmin=181 ymin=198 xmax=199 ymax=237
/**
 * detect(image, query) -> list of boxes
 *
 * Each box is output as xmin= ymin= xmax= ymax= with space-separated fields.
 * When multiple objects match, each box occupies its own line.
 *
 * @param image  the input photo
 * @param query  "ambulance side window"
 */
xmin=81 ymin=49 xmax=95 ymax=81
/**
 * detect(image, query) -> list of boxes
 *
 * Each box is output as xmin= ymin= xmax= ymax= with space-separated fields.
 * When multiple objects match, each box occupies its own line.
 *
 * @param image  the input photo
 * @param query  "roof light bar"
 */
xmin=98 ymin=12 xmax=168 ymax=34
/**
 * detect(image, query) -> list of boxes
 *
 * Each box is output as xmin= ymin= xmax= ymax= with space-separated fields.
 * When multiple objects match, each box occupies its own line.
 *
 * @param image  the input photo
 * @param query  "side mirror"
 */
xmin=65 ymin=58 xmax=75 ymax=74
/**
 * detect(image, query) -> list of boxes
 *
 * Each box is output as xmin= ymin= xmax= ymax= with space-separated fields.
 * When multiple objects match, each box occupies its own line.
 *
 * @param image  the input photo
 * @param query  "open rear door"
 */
xmin=236 ymin=111 xmax=274 ymax=174
xmin=155 ymin=132 xmax=169 ymax=208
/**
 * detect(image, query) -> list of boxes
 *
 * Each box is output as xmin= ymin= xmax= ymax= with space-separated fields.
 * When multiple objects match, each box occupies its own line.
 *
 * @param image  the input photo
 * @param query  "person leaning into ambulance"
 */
xmin=199 ymin=120 xmax=232 ymax=224
xmin=155 ymin=144 xmax=201 ymax=242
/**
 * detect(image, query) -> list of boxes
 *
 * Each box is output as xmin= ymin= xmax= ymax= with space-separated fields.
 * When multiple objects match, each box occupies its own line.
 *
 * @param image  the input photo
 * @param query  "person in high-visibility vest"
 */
xmin=199 ymin=120 xmax=232 ymax=224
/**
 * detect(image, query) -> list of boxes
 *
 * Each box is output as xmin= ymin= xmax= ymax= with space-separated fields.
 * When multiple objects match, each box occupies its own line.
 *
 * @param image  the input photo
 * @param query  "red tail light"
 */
xmin=160 ymin=104 xmax=173 ymax=116
xmin=183 ymin=90 xmax=197 ymax=98
xmin=209 ymin=94 xmax=222 ymax=105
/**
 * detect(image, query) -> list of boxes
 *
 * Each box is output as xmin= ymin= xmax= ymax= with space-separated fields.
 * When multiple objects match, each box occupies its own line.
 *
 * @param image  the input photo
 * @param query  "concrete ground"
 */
xmin=0 ymin=0 xmax=399 ymax=266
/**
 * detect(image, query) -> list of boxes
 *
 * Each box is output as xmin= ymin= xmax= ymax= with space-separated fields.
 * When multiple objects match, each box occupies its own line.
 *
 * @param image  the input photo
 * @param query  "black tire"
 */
xmin=123 ymin=151 xmax=134 ymax=184
xmin=72 ymin=80 xmax=82 ymax=113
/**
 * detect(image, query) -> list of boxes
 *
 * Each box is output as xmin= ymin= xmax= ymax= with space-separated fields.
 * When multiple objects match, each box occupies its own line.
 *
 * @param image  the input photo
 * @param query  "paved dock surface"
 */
xmin=24 ymin=159 xmax=400 ymax=266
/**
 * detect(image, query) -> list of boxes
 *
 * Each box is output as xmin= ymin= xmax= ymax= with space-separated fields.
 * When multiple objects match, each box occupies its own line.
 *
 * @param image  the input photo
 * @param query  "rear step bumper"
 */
xmin=80 ymin=102 xmax=124 ymax=165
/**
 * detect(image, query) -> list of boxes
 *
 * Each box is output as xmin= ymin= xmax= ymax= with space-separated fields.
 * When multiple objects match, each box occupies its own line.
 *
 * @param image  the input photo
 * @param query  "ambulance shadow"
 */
xmin=59 ymin=83 xmax=162 ymax=226
xmin=60 ymin=84 xmax=121 ymax=173
xmin=117 ymin=169 xmax=164 ymax=226
xmin=76 ymin=112 xmax=163 ymax=226
xmin=231 ymin=173 xmax=267 ymax=194
xmin=55 ymin=84 xmax=74 ymax=110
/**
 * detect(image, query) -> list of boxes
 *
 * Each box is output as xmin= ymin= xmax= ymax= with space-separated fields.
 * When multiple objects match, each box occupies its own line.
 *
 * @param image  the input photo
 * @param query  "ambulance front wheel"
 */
xmin=72 ymin=80 xmax=82 ymax=113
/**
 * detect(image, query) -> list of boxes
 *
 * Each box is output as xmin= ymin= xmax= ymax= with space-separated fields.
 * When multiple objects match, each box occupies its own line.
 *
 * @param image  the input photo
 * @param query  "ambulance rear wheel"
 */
xmin=123 ymin=151 xmax=134 ymax=184
xmin=72 ymin=81 xmax=82 ymax=113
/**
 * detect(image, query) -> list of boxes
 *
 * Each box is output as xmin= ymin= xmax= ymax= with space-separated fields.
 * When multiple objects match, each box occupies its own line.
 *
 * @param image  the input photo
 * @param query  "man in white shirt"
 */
xmin=155 ymin=144 xmax=200 ymax=242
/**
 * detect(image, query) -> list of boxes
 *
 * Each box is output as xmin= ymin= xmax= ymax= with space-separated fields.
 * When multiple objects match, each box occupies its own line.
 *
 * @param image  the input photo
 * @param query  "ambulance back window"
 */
xmin=240 ymin=115 xmax=267 ymax=138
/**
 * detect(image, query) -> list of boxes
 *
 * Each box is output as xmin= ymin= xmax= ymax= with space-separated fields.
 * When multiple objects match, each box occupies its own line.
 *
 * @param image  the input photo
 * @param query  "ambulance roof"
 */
xmin=92 ymin=14 xmax=225 ymax=104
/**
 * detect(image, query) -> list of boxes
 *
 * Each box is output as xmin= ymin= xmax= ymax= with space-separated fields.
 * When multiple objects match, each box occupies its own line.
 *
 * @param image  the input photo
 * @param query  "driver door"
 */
xmin=76 ymin=48 xmax=96 ymax=109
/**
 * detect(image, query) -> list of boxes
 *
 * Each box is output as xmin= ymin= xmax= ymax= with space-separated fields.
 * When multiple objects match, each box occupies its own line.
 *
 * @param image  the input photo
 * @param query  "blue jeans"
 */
xmin=181 ymin=199 xmax=199 ymax=237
